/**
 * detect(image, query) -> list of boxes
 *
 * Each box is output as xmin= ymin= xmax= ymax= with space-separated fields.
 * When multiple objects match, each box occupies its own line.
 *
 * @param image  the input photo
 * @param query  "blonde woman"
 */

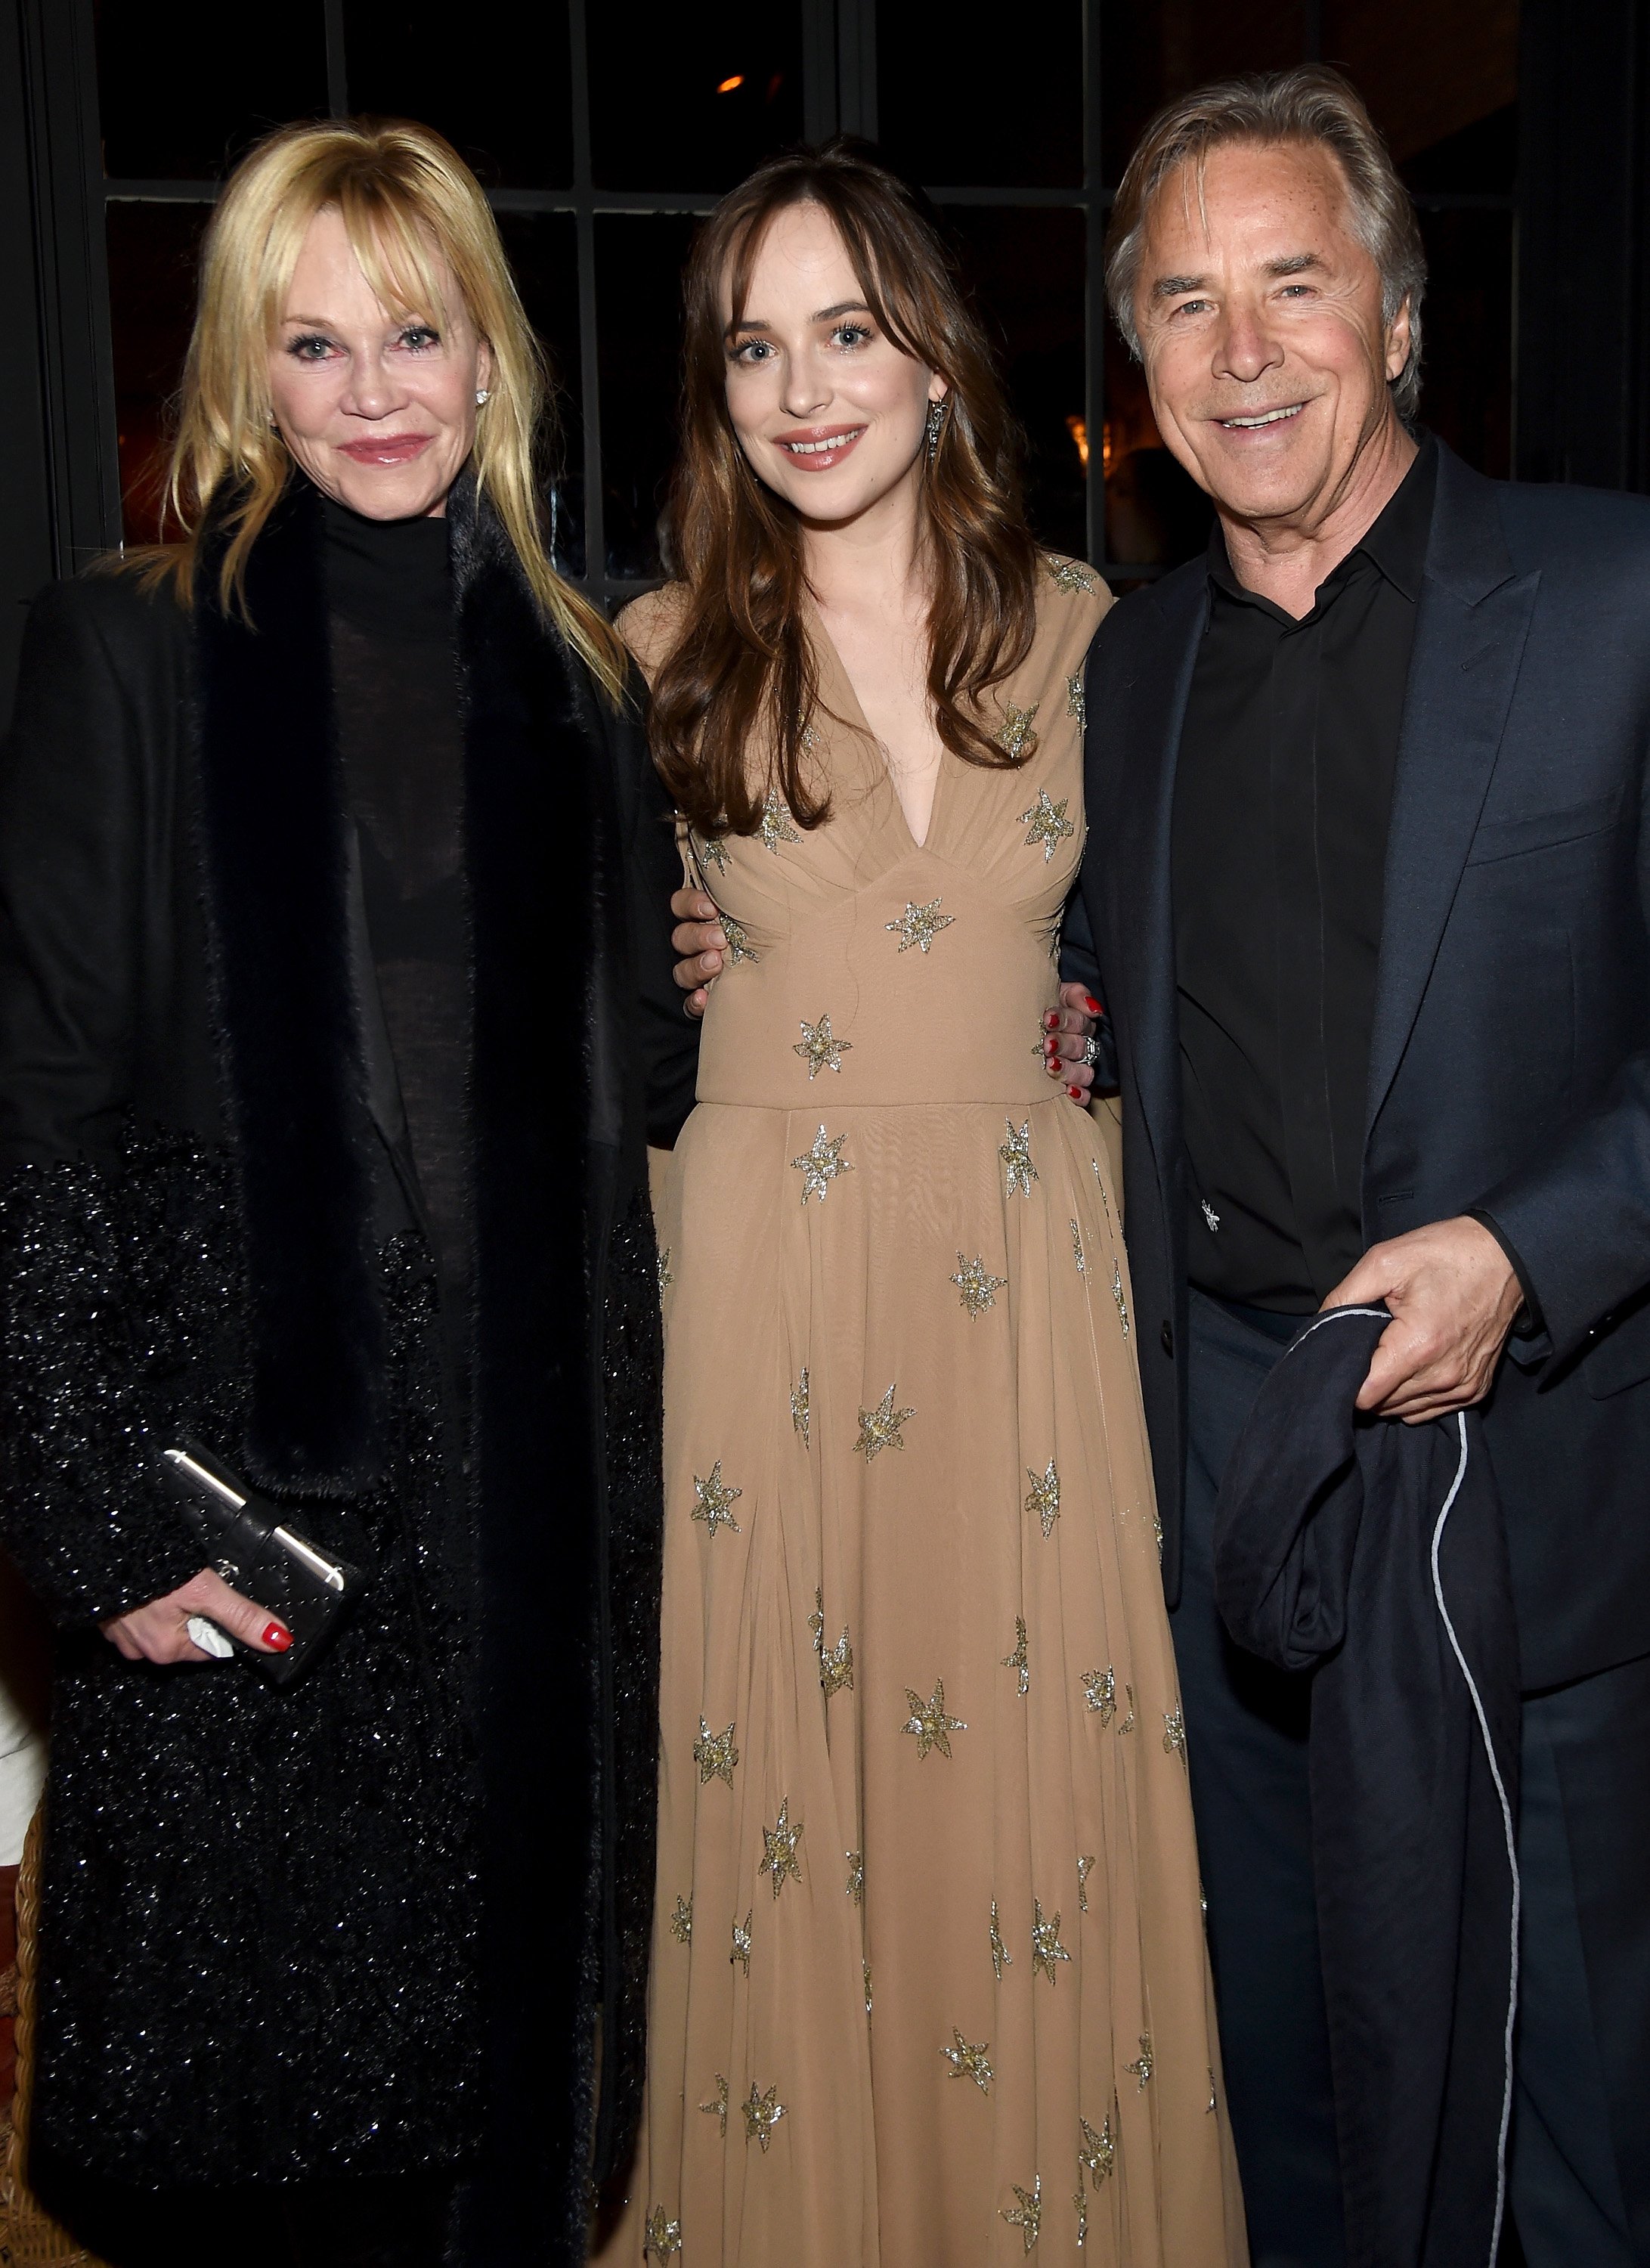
xmin=0 ymin=119 xmax=692 ymax=2266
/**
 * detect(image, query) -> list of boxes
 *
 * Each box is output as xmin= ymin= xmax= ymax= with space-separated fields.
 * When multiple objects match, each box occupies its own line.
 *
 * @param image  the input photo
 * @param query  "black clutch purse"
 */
xmin=155 ymin=1436 xmax=365 ymax=1686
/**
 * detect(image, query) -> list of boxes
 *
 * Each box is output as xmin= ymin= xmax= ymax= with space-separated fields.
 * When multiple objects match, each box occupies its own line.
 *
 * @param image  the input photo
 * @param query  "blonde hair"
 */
xmin=141 ymin=115 xmax=624 ymax=699
xmin=1106 ymin=67 xmax=1428 ymax=425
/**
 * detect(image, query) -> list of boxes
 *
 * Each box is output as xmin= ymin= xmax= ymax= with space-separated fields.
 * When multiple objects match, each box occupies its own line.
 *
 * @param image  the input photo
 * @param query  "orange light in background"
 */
xmin=1066 ymin=414 xmax=1089 ymax=470
xmin=1101 ymin=420 xmax=1114 ymax=476
xmin=717 ymin=73 xmax=745 ymax=93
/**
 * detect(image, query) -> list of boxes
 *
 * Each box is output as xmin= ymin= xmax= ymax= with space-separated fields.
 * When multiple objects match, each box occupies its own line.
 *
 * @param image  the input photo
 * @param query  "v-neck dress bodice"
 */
xmin=602 ymin=562 xmax=1247 ymax=2268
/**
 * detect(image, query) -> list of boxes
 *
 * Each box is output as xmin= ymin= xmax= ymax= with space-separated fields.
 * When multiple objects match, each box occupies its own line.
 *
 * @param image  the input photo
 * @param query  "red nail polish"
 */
xmin=1067 ymin=1085 xmax=1083 ymax=1099
xmin=1085 ymin=995 xmax=1102 ymax=1015
xmin=1045 ymin=1012 xmax=1060 ymax=1030
xmin=263 ymin=1622 xmax=293 ymax=1651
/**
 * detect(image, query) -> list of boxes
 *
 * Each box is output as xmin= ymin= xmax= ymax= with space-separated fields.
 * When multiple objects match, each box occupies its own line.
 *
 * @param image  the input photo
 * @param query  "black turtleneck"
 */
xmin=321 ymin=496 xmax=470 ymax=1339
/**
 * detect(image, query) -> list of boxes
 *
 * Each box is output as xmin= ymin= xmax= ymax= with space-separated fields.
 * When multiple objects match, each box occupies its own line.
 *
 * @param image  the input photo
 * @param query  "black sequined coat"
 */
xmin=0 ymin=478 xmax=697 ymax=2260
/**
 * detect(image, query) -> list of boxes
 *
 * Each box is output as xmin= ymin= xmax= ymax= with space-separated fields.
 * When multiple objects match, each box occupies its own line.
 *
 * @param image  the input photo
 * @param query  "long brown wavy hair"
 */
xmin=650 ymin=140 xmax=1042 ymax=837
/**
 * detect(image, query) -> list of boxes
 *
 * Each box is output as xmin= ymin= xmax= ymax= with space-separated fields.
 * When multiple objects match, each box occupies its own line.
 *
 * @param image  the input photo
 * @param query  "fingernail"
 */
xmin=1085 ymin=996 xmax=1102 ymax=1015
xmin=263 ymin=1622 xmax=293 ymax=1651
xmin=1045 ymin=1012 xmax=1060 ymax=1030
xmin=1067 ymin=1085 xmax=1083 ymax=1099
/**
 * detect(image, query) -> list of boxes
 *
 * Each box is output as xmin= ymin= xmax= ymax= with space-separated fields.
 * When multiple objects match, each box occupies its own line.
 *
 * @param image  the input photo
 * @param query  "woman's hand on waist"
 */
xmin=1044 ymin=984 xmax=1104 ymax=1107
xmin=101 ymin=1568 xmax=292 ymax=1665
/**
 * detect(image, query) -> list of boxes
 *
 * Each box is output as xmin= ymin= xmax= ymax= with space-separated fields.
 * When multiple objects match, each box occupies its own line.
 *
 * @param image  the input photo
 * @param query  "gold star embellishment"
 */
xmin=1111 ymin=1259 xmax=1130 ymax=1337
xmin=1077 ymin=1854 xmax=1095 ymax=1913
xmin=990 ymin=1899 xmax=1012 ymax=1979
xmin=863 ymin=1960 xmax=874 ymax=2018
xmin=952 ymin=1251 xmax=1007 ymax=1318
xmin=1126 ymin=2034 xmax=1153 ymax=2090
xmin=1153 ymin=1508 xmax=1165 ymax=1560
xmin=742 ymin=2079 xmax=786 ymax=2153
xmin=730 ymin=1910 xmax=753 ymax=1975
xmin=1079 ymin=2109 xmax=1115 ymax=2182
xmin=700 ymin=2074 xmax=729 ymax=2136
xmin=1019 ymin=788 xmax=1076 ymax=862
xmin=794 ymin=1012 xmax=852 ymax=1080
xmin=808 ymin=1588 xmax=825 ymax=1656
xmin=695 ymin=831 xmax=730 ymax=875
xmin=1118 ymin=1683 xmax=1137 ymax=1734
xmin=1071 ymin=1220 xmax=1086 ymax=1274
xmin=758 ymin=790 xmax=800 ymax=853
xmin=1002 ymin=1616 xmax=1029 ymax=1696
xmin=694 ymin=1716 xmax=738 ymax=1786
xmin=903 ymin=1678 xmax=966 ymax=1760
xmin=669 ymin=1893 xmax=692 ymax=1944
xmin=1026 ymin=1460 xmax=1061 ymax=1538
xmin=720 ymin=912 xmax=759 ymax=963
xmin=643 ymin=2205 xmax=683 ymax=2259
xmin=999 ymin=1118 xmax=1039 ymax=1198
xmin=759 ymin=1798 xmax=804 ymax=1898
xmin=855 ymin=1383 xmax=915 ymax=1461
xmin=1002 ymin=2174 xmax=1043 ymax=2251
xmin=1075 ymin=2184 xmax=1088 ymax=2248
xmin=1031 ymin=1899 xmax=1071 ymax=1984
xmin=998 ymin=702 xmax=1041 ymax=762
xmin=1082 ymin=1665 xmax=1116 ymax=1723
xmin=657 ymin=1245 xmax=673 ymax=1297
xmin=1163 ymin=1705 xmax=1187 ymax=1760
xmin=820 ymin=1625 xmax=854 ymax=1698
xmin=886 ymin=896 xmax=955 ymax=954
xmin=1066 ymin=671 xmax=1086 ymax=728
xmin=791 ymin=1123 xmax=852 ymax=1204
xmin=791 ymin=1368 xmax=811 ymax=1448
xmin=846 ymin=1850 xmax=864 ymax=1904
xmin=941 ymin=2028 xmax=995 ymax=2093
xmin=691 ymin=1461 xmax=742 ymax=1538
xmin=1047 ymin=556 xmax=1099 ymax=594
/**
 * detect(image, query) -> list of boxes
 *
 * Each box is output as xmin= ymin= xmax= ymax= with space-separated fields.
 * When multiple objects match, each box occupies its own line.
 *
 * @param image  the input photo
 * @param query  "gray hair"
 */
xmin=1104 ymin=66 xmax=1428 ymax=424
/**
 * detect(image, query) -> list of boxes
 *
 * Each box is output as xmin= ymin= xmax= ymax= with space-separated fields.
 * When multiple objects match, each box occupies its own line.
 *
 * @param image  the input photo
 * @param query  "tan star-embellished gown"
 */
xmin=604 ymin=565 xmax=1247 ymax=2268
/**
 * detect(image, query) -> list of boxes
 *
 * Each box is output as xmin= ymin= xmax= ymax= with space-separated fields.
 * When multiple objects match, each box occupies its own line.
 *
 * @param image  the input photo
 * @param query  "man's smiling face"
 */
xmin=1134 ymin=138 xmax=1411 ymax=531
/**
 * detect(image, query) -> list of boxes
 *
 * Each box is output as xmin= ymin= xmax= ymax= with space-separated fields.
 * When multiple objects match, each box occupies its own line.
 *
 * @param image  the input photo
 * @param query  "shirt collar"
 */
xmin=1206 ymin=431 xmax=1438 ymax=612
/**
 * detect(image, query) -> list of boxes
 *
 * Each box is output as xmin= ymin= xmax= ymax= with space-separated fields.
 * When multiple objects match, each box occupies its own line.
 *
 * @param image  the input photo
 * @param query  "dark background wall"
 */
xmin=1 ymin=0 xmax=1646 ymax=722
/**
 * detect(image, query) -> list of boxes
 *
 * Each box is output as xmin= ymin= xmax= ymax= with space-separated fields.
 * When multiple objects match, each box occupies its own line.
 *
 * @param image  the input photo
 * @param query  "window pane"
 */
xmin=1400 ymin=104 xmax=1516 ymax=195
xmin=94 ymin=0 xmax=328 ymax=181
xmin=589 ymin=5 xmax=803 ymax=191
xmin=497 ymin=214 xmax=584 ymax=577
xmin=1101 ymin=325 xmax=1213 ymax=573
xmin=1324 ymin=0 xmax=1517 ymax=180
xmin=1413 ymin=208 xmax=1512 ymax=478
xmin=343 ymin=2 xmax=574 ymax=190
xmin=595 ymin=215 xmax=698 ymax=578
xmin=879 ymin=4 xmax=1082 ymax=188
xmin=107 ymin=202 xmax=207 ymax=544
xmin=943 ymin=209 xmax=1088 ymax=563
xmin=1103 ymin=0 xmax=1305 ymax=184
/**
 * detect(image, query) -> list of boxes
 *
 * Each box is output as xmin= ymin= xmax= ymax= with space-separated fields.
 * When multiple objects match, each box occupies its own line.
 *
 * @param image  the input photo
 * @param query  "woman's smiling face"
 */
xmin=721 ymin=200 xmax=946 ymax=528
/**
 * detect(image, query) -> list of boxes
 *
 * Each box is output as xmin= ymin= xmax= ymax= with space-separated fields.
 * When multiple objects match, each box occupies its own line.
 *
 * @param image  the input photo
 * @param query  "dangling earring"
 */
xmin=924 ymin=396 xmax=949 ymax=466
xmin=475 ymin=388 xmax=491 ymax=405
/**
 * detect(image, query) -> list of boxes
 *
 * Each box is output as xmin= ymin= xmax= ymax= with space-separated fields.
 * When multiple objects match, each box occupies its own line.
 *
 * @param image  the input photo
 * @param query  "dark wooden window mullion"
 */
xmin=322 ymin=0 xmax=348 ymax=118
xmin=1084 ymin=0 xmax=1107 ymax=574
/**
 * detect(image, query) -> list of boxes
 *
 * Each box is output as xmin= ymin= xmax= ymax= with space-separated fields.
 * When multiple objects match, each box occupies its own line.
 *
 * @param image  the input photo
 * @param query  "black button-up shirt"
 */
xmin=1172 ymin=438 xmax=1438 ymax=1312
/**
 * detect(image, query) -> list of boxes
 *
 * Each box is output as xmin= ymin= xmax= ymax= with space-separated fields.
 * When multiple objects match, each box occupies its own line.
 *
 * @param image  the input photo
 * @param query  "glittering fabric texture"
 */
xmin=2 ymin=1130 xmax=480 ymax=2191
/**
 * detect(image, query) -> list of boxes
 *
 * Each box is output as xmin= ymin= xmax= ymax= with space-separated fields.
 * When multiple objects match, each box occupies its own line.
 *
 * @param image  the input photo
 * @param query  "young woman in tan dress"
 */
xmin=602 ymin=144 xmax=1247 ymax=2268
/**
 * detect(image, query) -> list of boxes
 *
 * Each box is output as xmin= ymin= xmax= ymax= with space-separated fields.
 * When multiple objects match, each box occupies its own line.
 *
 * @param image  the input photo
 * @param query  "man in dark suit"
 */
xmin=1064 ymin=63 xmax=1650 ymax=2268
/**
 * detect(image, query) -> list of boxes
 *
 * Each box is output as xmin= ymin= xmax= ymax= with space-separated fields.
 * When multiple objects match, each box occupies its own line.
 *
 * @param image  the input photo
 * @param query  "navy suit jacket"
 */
xmin=1079 ymin=442 xmax=1650 ymax=1687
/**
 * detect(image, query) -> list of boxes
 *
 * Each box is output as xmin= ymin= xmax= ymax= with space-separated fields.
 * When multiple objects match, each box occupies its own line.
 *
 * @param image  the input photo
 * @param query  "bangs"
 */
xmin=719 ymin=184 xmax=930 ymax=370
xmin=255 ymin=170 xmax=454 ymax=339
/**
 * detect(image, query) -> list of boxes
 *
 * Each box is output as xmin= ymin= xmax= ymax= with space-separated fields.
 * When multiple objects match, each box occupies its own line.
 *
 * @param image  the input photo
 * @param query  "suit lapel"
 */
xmin=1366 ymin=451 xmax=1540 ymax=1139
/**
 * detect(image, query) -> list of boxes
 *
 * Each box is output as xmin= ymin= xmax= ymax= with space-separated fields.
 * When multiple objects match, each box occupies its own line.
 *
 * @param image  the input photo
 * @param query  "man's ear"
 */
xmin=1385 ymin=294 xmax=1413 ymax=384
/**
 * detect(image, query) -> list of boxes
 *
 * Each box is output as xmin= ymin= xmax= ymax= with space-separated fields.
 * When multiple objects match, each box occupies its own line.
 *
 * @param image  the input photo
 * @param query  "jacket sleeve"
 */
xmin=605 ymin=677 xmax=701 ymax=1148
xmin=0 ymin=579 xmax=209 ymax=1622
xmin=1472 ymin=745 xmax=1650 ymax=1369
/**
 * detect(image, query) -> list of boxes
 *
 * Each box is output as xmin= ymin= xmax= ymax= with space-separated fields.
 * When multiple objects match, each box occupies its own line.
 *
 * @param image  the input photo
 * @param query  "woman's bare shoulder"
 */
xmin=615 ymin=582 xmax=692 ymax=683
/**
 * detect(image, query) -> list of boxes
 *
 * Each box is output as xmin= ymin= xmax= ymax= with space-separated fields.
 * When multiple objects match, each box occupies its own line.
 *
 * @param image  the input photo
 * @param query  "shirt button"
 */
xmin=1160 ymin=1321 xmax=1175 ymax=1357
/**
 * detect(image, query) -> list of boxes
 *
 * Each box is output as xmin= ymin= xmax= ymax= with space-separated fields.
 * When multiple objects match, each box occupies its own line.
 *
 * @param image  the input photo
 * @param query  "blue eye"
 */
xmin=732 ymin=339 xmax=775 ymax=363
xmin=832 ymin=324 xmax=872 ymax=349
xmin=286 ymin=333 xmax=336 ymax=361
xmin=401 ymin=324 xmax=441 ymax=351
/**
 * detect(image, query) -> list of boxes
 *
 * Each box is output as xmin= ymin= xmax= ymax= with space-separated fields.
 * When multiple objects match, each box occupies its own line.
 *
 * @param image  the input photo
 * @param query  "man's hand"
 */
xmin=101 ymin=1567 xmax=292 ymax=1665
xmin=671 ymin=888 xmax=723 ymax=1019
xmin=1323 ymin=1216 xmax=1524 ymax=1424
xmin=1045 ymin=984 xmax=1104 ymax=1106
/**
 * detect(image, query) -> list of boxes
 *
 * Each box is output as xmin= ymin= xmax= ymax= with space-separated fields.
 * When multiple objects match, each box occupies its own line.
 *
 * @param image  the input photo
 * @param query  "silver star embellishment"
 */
xmin=846 ymin=1850 xmax=864 ymax=1904
xmin=952 ymin=1250 xmax=1007 ymax=1317
xmin=759 ymin=1797 xmax=804 ymax=1897
xmin=657 ymin=1244 xmax=673 ymax=1297
xmin=903 ymin=1678 xmax=966 ymax=1760
xmin=691 ymin=1460 xmax=742 ymax=1537
xmin=1153 ymin=1508 xmax=1164 ymax=1560
xmin=1019 ymin=789 xmax=1076 ymax=862
xmin=700 ymin=2074 xmax=729 ymax=2136
xmin=809 ymin=1588 xmax=825 ymax=1656
xmin=693 ymin=1715 xmax=738 ymax=1786
xmin=998 ymin=701 xmax=1041 ymax=761
xmin=1002 ymin=2174 xmax=1043 ymax=2251
xmin=819 ymin=1625 xmax=854 ymax=1699
xmin=1031 ymin=1899 xmax=1071 ymax=1984
xmin=730 ymin=1910 xmax=752 ymax=1975
xmin=695 ymin=832 xmax=730 ymax=875
xmin=1126 ymin=2034 xmax=1153 ymax=2090
xmin=1002 ymin=1616 xmax=1029 ymax=1696
xmin=1079 ymin=2109 xmax=1115 ymax=2181
xmin=791 ymin=1123 xmax=852 ymax=1204
xmin=863 ymin=1960 xmax=874 ymax=2017
xmin=1209 ymin=2067 xmax=1218 ymax=2114
xmin=1112 ymin=1259 xmax=1131 ymax=1337
xmin=720 ymin=912 xmax=759 ymax=963
xmin=1078 ymin=1854 xmax=1095 ymax=1913
xmin=758 ymin=791 xmax=800 ymax=853
xmin=1026 ymin=1460 xmax=1061 ymax=1538
xmin=1082 ymin=1665 xmax=1116 ymax=1724
xmin=644 ymin=2205 xmax=683 ymax=2259
xmin=791 ymin=1368 xmax=811 ymax=1448
xmin=990 ymin=1899 xmax=1012 ymax=1979
xmin=1071 ymin=1220 xmax=1086 ymax=1275
xmin=1118 ymin=1682 xmax=1137 ymax=1734
xmin=1066 ymin=671 xmax=1086 ymax=728
xmin=855 ymin=1383 xmax=914 ymax=1461
xmin=999 ymin=1118 xmax=1038 ymax=1198
xmin=1201 ymin=1197 xmax=1221 ymax=1233
xmin=1163 ymin=1705 xmax=1187 ymax=1760
xmin=668 ymin=1893 xmax=692 ymax=1943
xmin=1047 ymin=556 xmax=1099 ymax=593
xmin=794 ymin=1012 xmax=852 ymax=1080
xmin=741 ymin=2079 xmax=786 ymax=2152
xmin=941 ymin=2028 xmax=994 ymax=2093
xmin=886 ymin=897 xmax=955 ymax=954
